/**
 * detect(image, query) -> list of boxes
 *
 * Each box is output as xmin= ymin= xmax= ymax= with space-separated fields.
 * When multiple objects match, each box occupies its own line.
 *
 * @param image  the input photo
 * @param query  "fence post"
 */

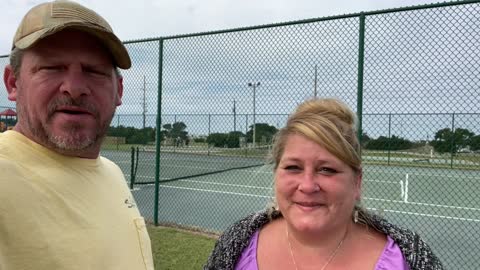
xmin=208 ymin=114 xmax=211 ymax=156
xmin=245 ymin=114 xmax=249 ymax=157
xmin=356 ymin=13 xmax=366 ymax=150
xmin=450 ymin=113 xmax=455 ymax=169
xmin=387 ymin=113 xmax=391 ymax=166
xmin=154 ymin=38 xmax=164 ymax=226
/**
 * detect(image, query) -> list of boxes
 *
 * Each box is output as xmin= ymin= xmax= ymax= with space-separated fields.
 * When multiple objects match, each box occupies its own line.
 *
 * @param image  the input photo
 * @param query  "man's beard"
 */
xmin=17 ymin=96 xmax=115 ymax=153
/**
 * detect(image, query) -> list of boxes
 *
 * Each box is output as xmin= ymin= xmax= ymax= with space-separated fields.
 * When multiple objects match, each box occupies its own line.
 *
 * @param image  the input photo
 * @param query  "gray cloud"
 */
xmin=1 ymin=0 xmax=440 ymax=55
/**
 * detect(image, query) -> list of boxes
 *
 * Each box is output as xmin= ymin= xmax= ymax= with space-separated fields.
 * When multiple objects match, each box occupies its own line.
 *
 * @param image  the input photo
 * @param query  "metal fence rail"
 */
xmin=1 ymin=1 xmax=479 ymax=268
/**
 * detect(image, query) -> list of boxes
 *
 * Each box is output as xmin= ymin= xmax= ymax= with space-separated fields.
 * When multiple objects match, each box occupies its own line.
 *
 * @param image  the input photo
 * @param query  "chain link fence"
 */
xmin=1 ymin=1 xmax=479 ymax=268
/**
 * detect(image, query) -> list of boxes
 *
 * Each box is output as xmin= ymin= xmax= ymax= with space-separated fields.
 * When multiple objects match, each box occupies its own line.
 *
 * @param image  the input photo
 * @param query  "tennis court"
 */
xmin=102 ymin=149 xmax=479 ymax=269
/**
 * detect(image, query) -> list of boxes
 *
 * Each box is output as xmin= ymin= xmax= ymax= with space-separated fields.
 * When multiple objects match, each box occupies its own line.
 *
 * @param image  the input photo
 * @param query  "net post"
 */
xmin=130 ymin=146 xmax=135 ymax=190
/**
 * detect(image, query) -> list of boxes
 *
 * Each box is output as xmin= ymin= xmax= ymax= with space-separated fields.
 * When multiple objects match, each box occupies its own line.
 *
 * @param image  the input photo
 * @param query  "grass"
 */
xmin=148 ymin=225 xmax=217 ymax=270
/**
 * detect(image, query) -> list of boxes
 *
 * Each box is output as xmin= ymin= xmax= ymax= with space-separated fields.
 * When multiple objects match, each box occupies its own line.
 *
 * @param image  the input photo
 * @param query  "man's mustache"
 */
xmin=47 ymin=97 xmax=99 ymax=117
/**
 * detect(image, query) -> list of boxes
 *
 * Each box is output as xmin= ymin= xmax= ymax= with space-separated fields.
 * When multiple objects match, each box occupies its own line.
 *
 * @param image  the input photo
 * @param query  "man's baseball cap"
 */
xmin=12 ymin=0 xmax=131 ymax=69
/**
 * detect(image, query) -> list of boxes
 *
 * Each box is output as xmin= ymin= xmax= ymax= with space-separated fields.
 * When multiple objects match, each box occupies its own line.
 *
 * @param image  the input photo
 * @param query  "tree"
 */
xmin=226 ymin=131 xmax=244 ymax=148
xmin=162 ymin=124 xmax=172 ymax=138
xmin=469 ymin=135 xmax=480 ymax=151
xmin=430 ymin=128 xmax=474 ymax=153
xmin=107 ymin=126 xmax=155 ymax=144
xmin=206 ymin=133 xmax=228 ymax=148
xmin=360 ymin=132 xmax=371 ymax=147
xmin=206 ymin=131 xmax=245 ymax=148
xmin=365 ymin=135 xmax=413 ymax=150
xmin=246 ymin=123 xmax=278 ymax=145
xmin=162 ymin=122 xmax=188 ymax=140
xmin=171 ymin=122 xmax=188 ymax=139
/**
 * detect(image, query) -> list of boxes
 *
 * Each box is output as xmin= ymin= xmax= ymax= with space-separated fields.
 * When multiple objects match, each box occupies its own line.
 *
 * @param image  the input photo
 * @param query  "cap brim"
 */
xmin=14 ymin=23 xmax=131 ymax=69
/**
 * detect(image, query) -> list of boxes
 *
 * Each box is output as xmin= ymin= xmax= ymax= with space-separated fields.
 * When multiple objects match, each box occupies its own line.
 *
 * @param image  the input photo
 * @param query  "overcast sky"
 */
xmin=1 ymin=0 xmax=478 ymax=138
xmin=1 ymin=0 xmax=442 ymax=55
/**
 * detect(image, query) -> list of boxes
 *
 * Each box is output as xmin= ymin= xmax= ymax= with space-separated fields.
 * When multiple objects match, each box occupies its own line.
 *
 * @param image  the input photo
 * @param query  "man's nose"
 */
xmin=59 ymin=66 xmax=91 ymax=98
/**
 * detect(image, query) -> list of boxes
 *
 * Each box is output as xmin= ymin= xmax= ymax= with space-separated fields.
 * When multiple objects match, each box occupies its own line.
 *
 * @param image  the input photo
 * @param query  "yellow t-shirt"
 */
xmin=0 ymin=131 xmax=154 ymax=270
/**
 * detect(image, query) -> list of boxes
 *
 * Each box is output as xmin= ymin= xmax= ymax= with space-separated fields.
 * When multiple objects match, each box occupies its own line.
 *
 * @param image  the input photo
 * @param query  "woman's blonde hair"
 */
xmin=270 ymin=98 xmax=361 ymax=172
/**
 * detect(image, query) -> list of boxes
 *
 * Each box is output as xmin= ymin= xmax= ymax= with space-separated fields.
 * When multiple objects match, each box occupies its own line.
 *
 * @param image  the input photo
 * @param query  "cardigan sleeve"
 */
xmin=204 ymin=211 xmax=271 ymax=270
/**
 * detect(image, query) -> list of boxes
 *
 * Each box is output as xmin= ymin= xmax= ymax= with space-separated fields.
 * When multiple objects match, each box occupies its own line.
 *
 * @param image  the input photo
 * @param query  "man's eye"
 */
xmin=87 ymin=69 xmax=105 ymax=75
xmin=40 ymin=66 xmax=62 ymax=71
xmin=85 ymin=67 xmax=109 ymax=76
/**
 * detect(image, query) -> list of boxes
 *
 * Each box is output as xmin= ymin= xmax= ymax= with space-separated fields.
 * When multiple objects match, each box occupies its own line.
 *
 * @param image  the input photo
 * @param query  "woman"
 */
xmin=205 ymin=98 xmax=443 ymax=270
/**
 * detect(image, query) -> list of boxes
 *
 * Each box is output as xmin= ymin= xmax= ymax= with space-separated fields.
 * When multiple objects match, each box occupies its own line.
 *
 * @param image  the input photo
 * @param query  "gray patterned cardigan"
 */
xmin=205 ymin=209 xmax=444 ymax=270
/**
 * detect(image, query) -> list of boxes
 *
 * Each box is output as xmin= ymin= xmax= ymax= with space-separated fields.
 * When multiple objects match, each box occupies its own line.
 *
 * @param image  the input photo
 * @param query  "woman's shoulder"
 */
xmin=222 ymin=210 xmax=272 ymax=240
xmin=204 ymin=209 xmax=276 ymax=270
xmin=374 ymin=236 xmax=410 ymax=270
xmin=367 ymin=213 xmax=444 ymax=270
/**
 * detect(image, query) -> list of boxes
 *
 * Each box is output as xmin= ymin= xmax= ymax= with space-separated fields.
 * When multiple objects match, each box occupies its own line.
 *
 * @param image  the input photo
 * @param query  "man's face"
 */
xmin=4 ymin=30 xmax=123 ymax=158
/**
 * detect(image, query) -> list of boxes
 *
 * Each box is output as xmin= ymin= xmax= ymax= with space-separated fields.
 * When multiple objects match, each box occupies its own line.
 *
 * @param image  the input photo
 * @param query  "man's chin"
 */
xmin=48 ymin=132 xmax=96 ymax=151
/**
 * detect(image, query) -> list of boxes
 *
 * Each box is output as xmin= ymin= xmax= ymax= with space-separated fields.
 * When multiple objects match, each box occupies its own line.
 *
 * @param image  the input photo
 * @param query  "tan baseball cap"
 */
xmin=12 ymin=0 xmax=131 ymax=69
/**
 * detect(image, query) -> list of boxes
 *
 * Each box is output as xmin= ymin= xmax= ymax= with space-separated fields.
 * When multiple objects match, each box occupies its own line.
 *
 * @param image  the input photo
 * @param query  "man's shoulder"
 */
xmin=99 ymin=156 xmax=119 ymax=166
xmin=98 ymin=156 xmax=128 ymax=183
xmin=0 ymin=158 xmax=20 ymax=174
xmin=98 ymin=156 xmax=124 ymax=172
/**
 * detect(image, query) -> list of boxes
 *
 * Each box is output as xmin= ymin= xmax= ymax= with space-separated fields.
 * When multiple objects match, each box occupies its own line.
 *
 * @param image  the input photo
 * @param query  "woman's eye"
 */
xmin=318 ymin=167 xmax=337 ymax=175
xmin=284 ymin=165 xmax=301 ymax=171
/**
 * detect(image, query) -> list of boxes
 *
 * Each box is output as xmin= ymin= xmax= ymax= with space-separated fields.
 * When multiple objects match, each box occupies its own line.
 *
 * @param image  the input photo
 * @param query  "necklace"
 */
xmin=286 ymin=225 xmax=348 ymax=270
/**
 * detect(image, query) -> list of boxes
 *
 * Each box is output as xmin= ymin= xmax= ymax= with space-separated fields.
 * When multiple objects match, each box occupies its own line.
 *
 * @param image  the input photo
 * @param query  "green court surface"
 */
xmin=102 ymin=149 xmax=480 ymax=269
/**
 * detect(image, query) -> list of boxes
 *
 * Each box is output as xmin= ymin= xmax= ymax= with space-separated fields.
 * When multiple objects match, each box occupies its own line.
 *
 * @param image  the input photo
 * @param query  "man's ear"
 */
xmin=115 ymin=75 xmax=123 ymax=106
xmin=3 ymin=65 xmax=19 ymax=101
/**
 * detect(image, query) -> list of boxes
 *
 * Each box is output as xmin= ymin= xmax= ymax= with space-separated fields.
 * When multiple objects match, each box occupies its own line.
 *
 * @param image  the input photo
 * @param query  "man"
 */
xmin=0 ymin=1 xmax=154 ymax=269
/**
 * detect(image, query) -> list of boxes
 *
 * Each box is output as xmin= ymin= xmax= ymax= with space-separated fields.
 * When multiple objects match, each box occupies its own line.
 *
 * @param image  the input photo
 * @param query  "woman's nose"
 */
xmin=298 ymin=171 xmax=320 ymax=193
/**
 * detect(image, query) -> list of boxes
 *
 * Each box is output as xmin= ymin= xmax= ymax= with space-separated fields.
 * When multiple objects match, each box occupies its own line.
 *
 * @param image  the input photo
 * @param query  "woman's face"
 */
xmin=275 ymin=134 xmax=361 ymax=234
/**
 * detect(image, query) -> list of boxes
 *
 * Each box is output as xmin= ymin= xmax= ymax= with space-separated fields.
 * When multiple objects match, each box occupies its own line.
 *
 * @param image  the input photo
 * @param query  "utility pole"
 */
xmin=142 ymin=75 xmax=147 ymax=129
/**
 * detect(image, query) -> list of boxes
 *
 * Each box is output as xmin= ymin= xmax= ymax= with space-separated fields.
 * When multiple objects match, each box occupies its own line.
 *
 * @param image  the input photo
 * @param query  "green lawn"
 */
xmin=148 ymin=226 xmax=217 ymax=270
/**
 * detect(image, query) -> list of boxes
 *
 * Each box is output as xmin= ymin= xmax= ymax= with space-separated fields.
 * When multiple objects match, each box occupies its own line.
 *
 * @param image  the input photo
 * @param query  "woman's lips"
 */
xmin=295 ymin=201 xmax=324 ymax=211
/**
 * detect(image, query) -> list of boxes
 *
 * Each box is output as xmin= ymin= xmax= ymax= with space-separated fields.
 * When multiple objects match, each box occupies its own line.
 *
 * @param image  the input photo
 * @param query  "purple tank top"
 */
xmin=234 ymin=230 xmax=409 ymax=270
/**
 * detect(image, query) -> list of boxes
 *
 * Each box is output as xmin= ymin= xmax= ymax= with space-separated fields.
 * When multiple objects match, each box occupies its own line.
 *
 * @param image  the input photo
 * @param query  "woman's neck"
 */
xmin=285 ymin=219 xmax=352 ymax=254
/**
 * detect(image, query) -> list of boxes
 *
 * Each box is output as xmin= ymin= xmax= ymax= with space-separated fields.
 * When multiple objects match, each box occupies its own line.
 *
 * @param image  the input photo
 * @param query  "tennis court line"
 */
xmin=125 ymin=174 xmax=170 ymax=180
xmin=153 ymin=185 xmax=480 ymax=222
xmin=240 ymin=171 xmax=403 ymax=185
xmin=368 ymin=207 xmax=480 ymax=223
xmin=157 ymin=185 xmax=271 ymax=199
xmin=364 ymin=179 xmax=398 ymax=184
xmin=129 ymin=174 xmax=478 ymax=212
xmin=207 ymin=166 xmax=480 ymax=182
xmin=155 ymin=183 xmax=479 ymax=213
xmin=365 ymin=197 xmax=480 ymax=212
xmin=365 ymin=168 xmax=480 ymax=181
xmin=243 ymin=169 xmax=273 ymax=174
xmin=114 ymin=160 xmax=131 ymax=165
xmin=179 ymin=179 xmax=271 ymax=190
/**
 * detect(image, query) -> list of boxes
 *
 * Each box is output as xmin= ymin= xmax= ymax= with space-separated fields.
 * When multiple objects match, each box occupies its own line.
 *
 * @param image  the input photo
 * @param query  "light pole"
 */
xmin=248 ymin=82 xmax=260 ymax=148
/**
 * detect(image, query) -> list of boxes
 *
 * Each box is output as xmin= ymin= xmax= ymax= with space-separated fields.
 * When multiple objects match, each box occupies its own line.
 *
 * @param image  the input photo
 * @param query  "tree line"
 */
xmin=108 ymin=122 xmax=480 ymax=153
xmin=363 ymin=127 xmax=480 ymax=153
